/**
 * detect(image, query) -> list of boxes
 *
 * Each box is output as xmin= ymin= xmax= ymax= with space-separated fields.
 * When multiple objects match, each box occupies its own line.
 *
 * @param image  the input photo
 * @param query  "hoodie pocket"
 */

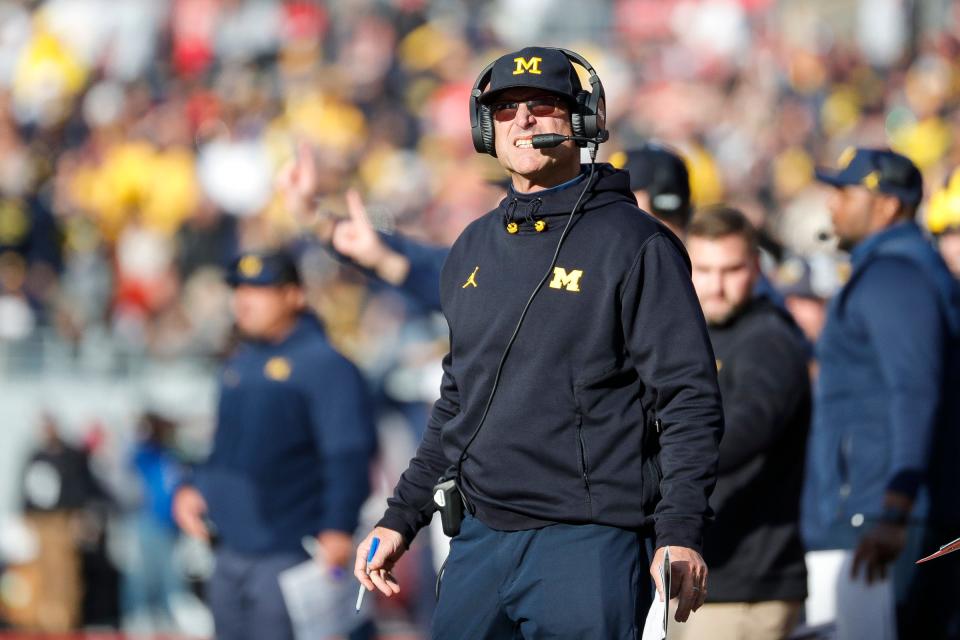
xmin=572 ymin=363 xmax=646 ymax=517
xmin=821 ymin=396 xmax=891 ymax=517
xmin=641 ymin=415 xmax=663 ymax=525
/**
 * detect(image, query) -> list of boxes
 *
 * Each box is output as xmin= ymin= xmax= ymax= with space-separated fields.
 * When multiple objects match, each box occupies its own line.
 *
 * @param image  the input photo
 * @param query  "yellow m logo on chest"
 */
xmin=549 ymin=267 xmax=583 ymax=292
xmin=513 ymin=56 xmax=543 ymax=75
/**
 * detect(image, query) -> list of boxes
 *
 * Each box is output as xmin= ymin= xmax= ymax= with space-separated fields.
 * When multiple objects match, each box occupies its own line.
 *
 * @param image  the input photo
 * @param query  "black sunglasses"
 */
xmin=490 ymin=96 xmax=567 ymax=121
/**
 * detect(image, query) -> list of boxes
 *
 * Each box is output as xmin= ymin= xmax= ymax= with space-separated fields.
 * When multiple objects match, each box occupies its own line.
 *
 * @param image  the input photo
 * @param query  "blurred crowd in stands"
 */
xmin=3 ymin=0 xmax=960 ymax=637
xmin=1 ymin=0 xmax=957 ymax=368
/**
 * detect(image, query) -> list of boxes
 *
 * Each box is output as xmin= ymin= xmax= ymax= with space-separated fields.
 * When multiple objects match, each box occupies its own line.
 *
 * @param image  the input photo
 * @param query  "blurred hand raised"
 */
xmin=172 ymin=486 xmax=209 ymax=542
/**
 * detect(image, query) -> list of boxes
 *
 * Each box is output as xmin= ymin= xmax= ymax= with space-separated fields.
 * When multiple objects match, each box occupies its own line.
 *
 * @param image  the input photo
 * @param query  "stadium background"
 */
xmin=1 ymin=0 xmax=959 ymax=637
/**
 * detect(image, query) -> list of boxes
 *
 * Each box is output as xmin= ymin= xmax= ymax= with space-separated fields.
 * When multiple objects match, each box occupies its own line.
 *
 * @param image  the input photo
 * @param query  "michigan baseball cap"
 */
xmin=226 ymin=250 xmax=301 ymax=287
xmin=815 ymin=147 xmax=923 ymax=206
xmin=615 ymin=145 xmax=691 ymax=217
xmin=478 ymin=47 xmax=583 ymax=106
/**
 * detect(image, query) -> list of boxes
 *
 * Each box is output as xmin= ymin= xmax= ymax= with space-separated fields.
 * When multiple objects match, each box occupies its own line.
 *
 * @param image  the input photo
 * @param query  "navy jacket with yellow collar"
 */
xmin=378 ymin=164 xmax=724 ymax=551
xmin=196 ymin=313 xmax=376 ymax=555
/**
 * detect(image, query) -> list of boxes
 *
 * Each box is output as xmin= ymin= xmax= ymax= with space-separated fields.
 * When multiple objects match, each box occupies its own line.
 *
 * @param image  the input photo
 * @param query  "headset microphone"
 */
xmin=531 ymin=131 xmax=610 ymax=149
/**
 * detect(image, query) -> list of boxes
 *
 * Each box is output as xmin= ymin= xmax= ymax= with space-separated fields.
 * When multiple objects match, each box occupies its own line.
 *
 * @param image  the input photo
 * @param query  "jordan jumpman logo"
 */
xmin=462 ymin=266 xmax=479 ymax=288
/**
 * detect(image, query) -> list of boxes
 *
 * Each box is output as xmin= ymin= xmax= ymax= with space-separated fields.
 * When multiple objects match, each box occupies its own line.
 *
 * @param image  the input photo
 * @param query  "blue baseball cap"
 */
xmin=226 ymin=250 xmax=301 ymax=287
xmin=814 ymin=147 xmax=923 ymax=206
xmin=478 ymin=46 xmax=583 ymax=106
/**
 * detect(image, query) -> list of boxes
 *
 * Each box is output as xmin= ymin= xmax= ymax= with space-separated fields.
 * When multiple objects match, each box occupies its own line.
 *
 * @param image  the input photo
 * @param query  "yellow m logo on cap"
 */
xmin=238 ymin=255 xmax=263 ymax=278
xmin=513 ymin=56 xmax=543 ymax=75
xmin=549 ymin=267 xmax=583 ymax=292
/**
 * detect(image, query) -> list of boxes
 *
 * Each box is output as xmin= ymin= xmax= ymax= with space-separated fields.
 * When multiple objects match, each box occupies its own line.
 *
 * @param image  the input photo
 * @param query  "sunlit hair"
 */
xmin=687 ymin=205 xmax=758 ymax=254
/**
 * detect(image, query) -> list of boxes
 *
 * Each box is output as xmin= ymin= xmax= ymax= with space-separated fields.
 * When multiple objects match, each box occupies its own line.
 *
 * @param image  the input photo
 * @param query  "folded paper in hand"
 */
xmin=642 ymin=546 xmax=671 ymax=640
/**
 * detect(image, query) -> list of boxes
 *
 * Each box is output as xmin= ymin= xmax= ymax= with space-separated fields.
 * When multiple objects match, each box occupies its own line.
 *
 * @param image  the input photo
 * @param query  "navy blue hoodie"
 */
xmin=196 ymin=313 xmax=376 ymax=554
xmin=378 ymin=165 xmax=724 ymax=551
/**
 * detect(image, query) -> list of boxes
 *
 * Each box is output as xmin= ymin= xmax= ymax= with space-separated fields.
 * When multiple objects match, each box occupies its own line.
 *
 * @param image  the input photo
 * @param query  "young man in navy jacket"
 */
xmin=353 ymin=46 xmax=724 ymax=638
xmin=173 ymin=250 xmax=376 ymax=640
xmin=675 ymin=207 xmax=810 ymax=640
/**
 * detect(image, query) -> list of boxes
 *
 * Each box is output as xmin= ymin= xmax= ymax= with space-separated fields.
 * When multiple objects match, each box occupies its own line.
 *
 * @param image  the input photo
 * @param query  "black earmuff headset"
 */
xmin=469 ymin=48 xmax=607 ymax=157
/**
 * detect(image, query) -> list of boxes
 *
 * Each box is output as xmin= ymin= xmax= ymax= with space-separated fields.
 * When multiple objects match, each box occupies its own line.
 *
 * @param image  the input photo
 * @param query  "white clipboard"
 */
xmin=277 ymin=537 xmax=371 ymax=639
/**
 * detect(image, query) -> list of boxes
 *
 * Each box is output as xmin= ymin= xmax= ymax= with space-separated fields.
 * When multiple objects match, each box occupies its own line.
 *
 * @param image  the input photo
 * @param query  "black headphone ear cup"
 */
xmin=570 ymin=91 xmax=588 ymax=140
xmin=479 ymin=105 xmax=496 ymax=157
xmin=595 ymin=95 xmax=606 ymax=133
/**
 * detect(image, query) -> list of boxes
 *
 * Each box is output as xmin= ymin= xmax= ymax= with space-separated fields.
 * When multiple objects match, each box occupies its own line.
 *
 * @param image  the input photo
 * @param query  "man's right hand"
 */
xmin=333 ymin=190 xmax=411 ymax=285
xmin=334 ymin=190 xmax=391 ymax=270
xmin=172 ymin=486 xmax=209 ymax=541
xmin=651 ymin=545 xmax=708 ymax=623
xmin=354 ymin=527 xmax=406 ymax=597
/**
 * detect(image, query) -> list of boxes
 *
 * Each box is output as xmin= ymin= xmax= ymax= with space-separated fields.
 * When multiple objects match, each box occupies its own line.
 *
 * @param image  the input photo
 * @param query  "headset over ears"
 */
xmin=469 ymin=48 xmax=607 ymax=157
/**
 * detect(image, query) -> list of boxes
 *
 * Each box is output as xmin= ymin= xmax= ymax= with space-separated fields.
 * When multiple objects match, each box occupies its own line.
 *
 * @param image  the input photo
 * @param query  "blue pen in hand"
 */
xmin=355 ymin=537 xmax=380 ymax=613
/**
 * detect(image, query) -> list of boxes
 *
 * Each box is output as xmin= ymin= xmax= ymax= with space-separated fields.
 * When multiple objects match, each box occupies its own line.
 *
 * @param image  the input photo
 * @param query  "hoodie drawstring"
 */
xmin=503 ymin=197 xmax=545 ymax=234
xmin=504 ymin=199 xmax=519 ymax=234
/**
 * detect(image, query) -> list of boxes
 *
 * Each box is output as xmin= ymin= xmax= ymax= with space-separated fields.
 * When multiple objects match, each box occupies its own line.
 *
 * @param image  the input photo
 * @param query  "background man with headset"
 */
xmin=352 ymin=46 xmax=724 ymax=638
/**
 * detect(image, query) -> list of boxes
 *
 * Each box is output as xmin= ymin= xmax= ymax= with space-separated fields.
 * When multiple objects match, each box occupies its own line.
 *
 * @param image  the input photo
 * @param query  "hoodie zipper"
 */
xmin=575 ymin=414 xmax=593 ymax=518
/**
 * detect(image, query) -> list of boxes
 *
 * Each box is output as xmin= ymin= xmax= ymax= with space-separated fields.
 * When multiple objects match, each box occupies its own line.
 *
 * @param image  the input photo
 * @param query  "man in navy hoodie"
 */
xmin=172 ymin=250 xmax=376 ymax=640
xmin=353 ymin=46 xmax=724 ymax=638
xmin=803 ymin=148 xmax=960 ymax=639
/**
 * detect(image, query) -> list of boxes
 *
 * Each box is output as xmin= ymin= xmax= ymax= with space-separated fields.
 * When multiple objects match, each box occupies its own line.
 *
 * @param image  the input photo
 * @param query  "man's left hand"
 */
xmin=851 ymin=522 xmax=907 ymax=584
xmin=650 ymin=545 xmax=708 ymax=622
xmin=317 ymin=530 xmax=354 ymax=569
